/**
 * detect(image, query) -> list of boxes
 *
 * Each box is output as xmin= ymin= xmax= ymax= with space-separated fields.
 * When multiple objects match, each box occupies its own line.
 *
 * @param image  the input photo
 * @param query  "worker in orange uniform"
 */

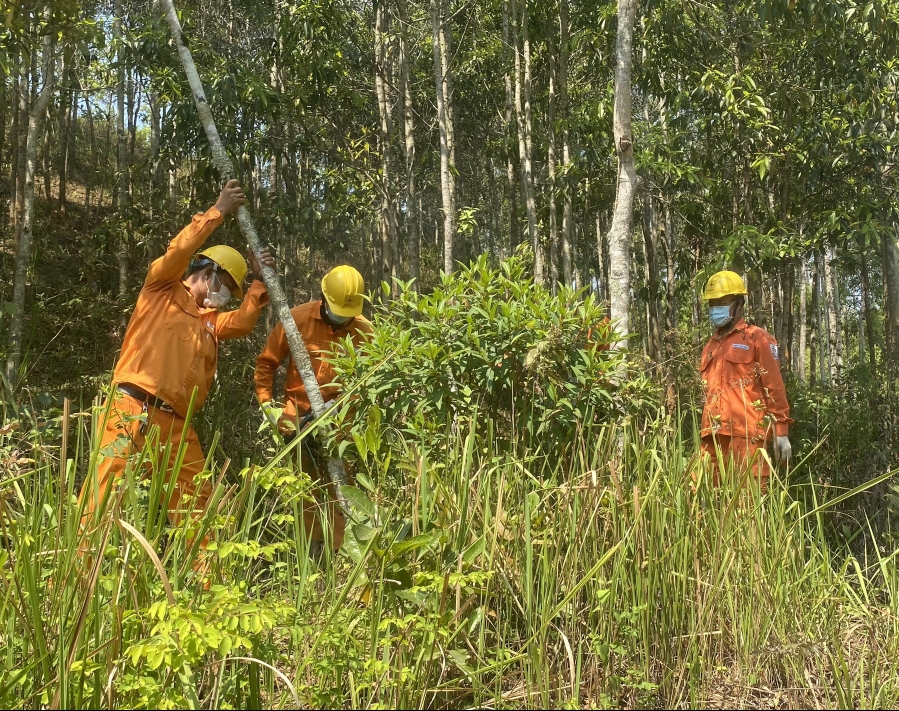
xmin=699 ymin=270 xmax=793 ymax=489
xmin=255 ymin=265 xmax=372 ymax=552
xmin=78 ymin=179 xmax=275 ymax=572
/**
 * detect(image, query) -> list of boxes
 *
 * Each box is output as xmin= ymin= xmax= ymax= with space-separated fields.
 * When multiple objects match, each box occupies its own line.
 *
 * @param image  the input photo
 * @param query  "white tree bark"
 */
xmin=398 ymin=0 xmax=419 ymax=289
xmin=824 ymin=243 xmax=843 ymax=381
xmin=5 ymin=36 xmax=57 ymax=387
xmin=559 ymin=0 xmax=573 ymax=286
xmin=431 ymin=0 xmax=456 ymax=274
xmin=512 ymin=0 xmax=540 ymax=282
xmin=606 ymin=0 xmax=639 ymax=346
xmin=797 ymin=263 xmax=808 ymax=383
xmin=158 ymin=0 xmax=353 ymax=516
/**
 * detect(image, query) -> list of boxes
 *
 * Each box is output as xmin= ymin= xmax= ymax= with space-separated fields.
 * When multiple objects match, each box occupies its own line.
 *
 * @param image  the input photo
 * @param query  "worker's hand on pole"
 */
xmin=248 ymin=246 xmax=276 ymax=280
xmin=214 ymin=179 xmax=246 ymax=215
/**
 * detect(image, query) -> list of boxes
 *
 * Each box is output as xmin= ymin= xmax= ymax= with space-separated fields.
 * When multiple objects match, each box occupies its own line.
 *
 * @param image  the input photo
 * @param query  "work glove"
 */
xmin=299 ymin=399 xmax=338 ymax=430
xmin=774 ymin=435 xmax=792 ymax=464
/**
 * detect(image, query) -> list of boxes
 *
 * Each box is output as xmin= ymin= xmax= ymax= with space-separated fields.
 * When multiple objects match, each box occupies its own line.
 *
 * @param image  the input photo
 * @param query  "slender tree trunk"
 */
xmin=798 ymin=262 xmax=808 ymax=383
xmin=42 ymin=119 xmax=52 ymax=202
xmin=606 ymin=0 xmax=639 ymax=345
xmin=115 ymin=3 xmax=129 ymax=307
xmin=159 ymin=0 xmax=355 ymax=517
xmin=662 ymin=203 xmax=677 ymax=403
xmin=512 ymin=0 xmax=540 ymax=282
xmin=6 ymin=37 xmax=57 ymax=387
xmin=13 ymin=60 xmax=29 ymax=242
xmin=559 ymin=0 xmax=573 ymax=286
xmin=861 ymin=246 xmax=876 ymax=371
xmin=8 ymin=55 xmax=22 ymax=233
xmin=85 ymin=93 xmax=96 ymax=213
xmin=642 ymin=194 xmax=662 ymax=366
xmin=547 ymin=25 xmax=559 ymax=289
xmin=0 ymin=74 xmax=6 ymax=174
xmin=57 ymin=55 xmax=75 ymax=212
xmin=824 ymin=243 xmax=842 ymax=381
xmin=883 ymin=228 xmax=899 ymax=367
xmin=149 ymin=92 xmax=161 ymax=217
xmin=398 ymin=0 xmax=419 ymax=289
xmin=503 ymin=0 xmax=518 ymax=256
xmin=374 ymin=2 xmax=397 ymax=294
xmin=431 ymin=0 xmax=456 ymax=274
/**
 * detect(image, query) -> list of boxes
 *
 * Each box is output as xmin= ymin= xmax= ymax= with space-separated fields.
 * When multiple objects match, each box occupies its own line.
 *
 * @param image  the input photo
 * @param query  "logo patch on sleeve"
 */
xmin=770 ymin=343 xmax=779 ymax=360
xmin=732 ymin=343 xmax=750 ymax=351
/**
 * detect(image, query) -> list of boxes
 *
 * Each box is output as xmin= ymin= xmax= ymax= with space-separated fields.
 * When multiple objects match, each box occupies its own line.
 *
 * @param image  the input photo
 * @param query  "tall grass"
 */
xmin=1 ymin=392 xmax=898 ymax=709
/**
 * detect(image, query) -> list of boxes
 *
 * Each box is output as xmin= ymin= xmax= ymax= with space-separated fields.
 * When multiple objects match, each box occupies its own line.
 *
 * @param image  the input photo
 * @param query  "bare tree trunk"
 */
xmin=6 ymin=37 xmax=57 ymax=387
xmin=503 ymin=0 xmax=518 ymax=256
xmin=431 ymin=0 xmax=456 ymax=274
xmin=57 ymin=53 xmax=76 ymax=213
xmin=547 ymin=24 xmax=559 ymax=289
xmin=13 ymin=61 xmax=29 ymax=242
xmin=85 ymin=93 xmax=96 ymax=213
xmin=159 ymin=0 xmax=355 ymax=517
xmin=559 ymin=0 xmax=573 ymax=286
xmin=374 ymin=2 xmax=397 ymax=294
xmin=861 ymin=246 xmax=876 ymax=371
xmin=8 ymin=56 xmax=22 ymax=234
xmin=798 ymin=262 xmax=808 ymax=383
xmin=663 ymin=203 xmax=677 ymax=403
xmin=398 ymin=0 xmax=419 ymax=289
xmin=115 ymin=2 xmax=129 ymax=306
xmin=512 ymin=0 xmax=540 ymax=282
xmin=642 ymin=193 xmax=662 ymax=366
xmin=606 ymin=0 xmax=639 ymax=345
xmin=149 ymin=92 xmax=161 ymax=217
xmin=883 ymin=227 xmax=899 ymax=367
xmin=824 ymin=243 xmax=843 ymax=381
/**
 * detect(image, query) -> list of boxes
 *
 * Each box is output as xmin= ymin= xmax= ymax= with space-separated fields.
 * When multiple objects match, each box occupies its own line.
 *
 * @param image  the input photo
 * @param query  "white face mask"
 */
xmin=203 ymin=271 xmax=232 ymax=308
xmin=325 ymin=304 xmax=353 ymax=326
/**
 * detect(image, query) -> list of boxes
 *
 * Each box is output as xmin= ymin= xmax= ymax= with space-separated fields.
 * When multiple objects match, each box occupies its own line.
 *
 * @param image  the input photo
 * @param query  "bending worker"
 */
xmin=699 ymin=270 xmax=793 ymax=488
xmin=78 ymin=179 xmax=274 ymax=568
xmin=255 ymin=265 xmax=372 ymax=551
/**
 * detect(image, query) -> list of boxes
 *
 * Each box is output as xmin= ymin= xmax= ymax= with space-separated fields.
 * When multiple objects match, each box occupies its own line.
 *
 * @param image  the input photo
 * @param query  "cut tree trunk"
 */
xmin=6 ymin=37 xmax=57 ymax=387
xmin=159 ymin=0 xmax=356 ymax=518
xmin=606 ymin=0 xmax=640 ymax=346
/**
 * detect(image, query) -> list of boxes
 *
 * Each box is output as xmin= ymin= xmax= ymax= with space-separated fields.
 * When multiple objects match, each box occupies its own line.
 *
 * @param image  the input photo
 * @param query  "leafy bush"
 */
xmin=329 ymin=254 xmax=658 ymax=471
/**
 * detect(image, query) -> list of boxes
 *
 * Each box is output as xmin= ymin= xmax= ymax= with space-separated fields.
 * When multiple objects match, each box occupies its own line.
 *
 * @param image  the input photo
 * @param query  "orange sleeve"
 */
xmin=757 ymin=333 xmax=793 ymax=436
xmin=255 ymin=320 xmax=289 ymax=404
xmin=216 ymin=280 xmax=270 ymax=340
xmin=144 ymin=207 xmax=223 ymax=289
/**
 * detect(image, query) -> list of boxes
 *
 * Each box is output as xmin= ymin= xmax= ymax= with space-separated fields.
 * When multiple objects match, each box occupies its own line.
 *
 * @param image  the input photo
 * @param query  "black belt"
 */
xmin=117 ymin=384 xmax=175 ymax=412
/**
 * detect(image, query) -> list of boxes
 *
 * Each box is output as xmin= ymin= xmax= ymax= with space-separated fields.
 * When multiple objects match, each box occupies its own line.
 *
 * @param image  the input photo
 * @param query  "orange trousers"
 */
xmin=700 ymin=433 xmax=772 ymax=489
xmin=279 ymin=403 xmax=348 ymax=550
xmin=78 ymin=391 xmax=211 ymax=541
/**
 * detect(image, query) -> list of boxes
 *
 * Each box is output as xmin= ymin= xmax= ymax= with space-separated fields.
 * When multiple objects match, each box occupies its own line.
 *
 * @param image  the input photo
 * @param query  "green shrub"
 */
xmin=329 ymin=254 xmax=658 ymax=472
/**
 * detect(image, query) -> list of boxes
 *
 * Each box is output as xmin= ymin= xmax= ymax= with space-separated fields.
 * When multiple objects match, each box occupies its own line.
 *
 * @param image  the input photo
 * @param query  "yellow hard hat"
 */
xmin=321 ymin=265 xmax=365 ymax=318
xmin=703 ymin=270 xmax=748 ymax=300
xmin=198 ymin=245 xmax=247 ymax=299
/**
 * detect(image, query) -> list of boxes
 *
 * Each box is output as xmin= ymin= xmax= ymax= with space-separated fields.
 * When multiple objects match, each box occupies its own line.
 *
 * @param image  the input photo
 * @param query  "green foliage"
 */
xmin=330 ymin=254 xmax=657 ymax=470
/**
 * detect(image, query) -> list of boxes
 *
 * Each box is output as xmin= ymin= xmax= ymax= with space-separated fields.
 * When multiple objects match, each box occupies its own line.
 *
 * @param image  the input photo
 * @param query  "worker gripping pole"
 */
xmin=159 ymin=0 xmax=353 ymax=518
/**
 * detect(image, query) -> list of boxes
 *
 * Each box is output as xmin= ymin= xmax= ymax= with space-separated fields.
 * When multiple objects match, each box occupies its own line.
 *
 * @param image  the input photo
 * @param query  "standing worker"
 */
xmin=78 ymin=180 xmax=275 ymax=574
xmin=255 ymin=265 xmax=372 ymax=552
xmin=699 ymin=270 xmax=793 ymax=489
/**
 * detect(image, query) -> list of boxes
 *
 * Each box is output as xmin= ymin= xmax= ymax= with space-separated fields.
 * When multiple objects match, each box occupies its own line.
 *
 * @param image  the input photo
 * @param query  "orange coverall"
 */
xmin=699 ymin=318 xmax=793 ymax=485
xmin=255 ymin=301 xmax=372 ymax=547
xmin=78 ymin=208 xmax=269 ymax=535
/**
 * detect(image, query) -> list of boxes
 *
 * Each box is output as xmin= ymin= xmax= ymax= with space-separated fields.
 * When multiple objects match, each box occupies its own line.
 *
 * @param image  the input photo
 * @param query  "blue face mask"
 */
xmin=709 ymin=305 xmax=733 ymax=328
